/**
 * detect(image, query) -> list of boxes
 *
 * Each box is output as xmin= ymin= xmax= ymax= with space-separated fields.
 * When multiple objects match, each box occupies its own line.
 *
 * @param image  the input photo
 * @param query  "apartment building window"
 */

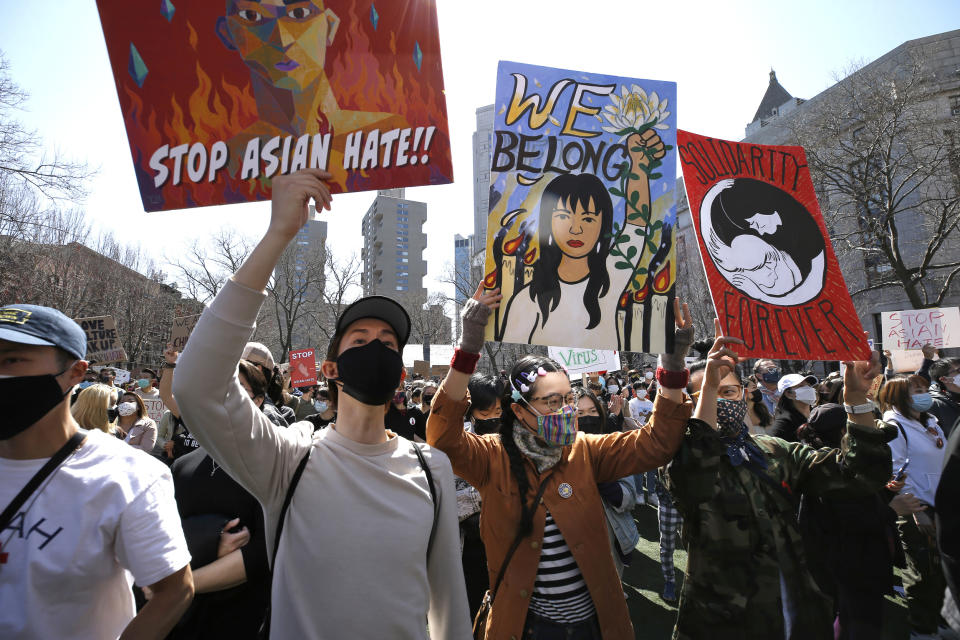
xmin=950 ymin=94 xmax=960 ymax=116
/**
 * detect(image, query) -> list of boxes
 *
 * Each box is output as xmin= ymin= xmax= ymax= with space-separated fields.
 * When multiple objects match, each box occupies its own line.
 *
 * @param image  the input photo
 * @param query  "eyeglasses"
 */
xmin=529 ymin=392 xmax=578 ymax=413
xmin=718 ymin=384 xmax=744 ymax=400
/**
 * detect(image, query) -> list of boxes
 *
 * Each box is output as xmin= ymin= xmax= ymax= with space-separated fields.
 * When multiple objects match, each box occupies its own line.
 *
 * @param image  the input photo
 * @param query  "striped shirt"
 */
xmin=527 ymin=510 xmax=596 ymax=623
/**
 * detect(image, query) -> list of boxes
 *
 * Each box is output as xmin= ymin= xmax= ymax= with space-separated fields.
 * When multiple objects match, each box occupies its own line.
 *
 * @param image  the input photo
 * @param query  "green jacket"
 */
xmin=664 ymin=418 xmax=895 ymax=640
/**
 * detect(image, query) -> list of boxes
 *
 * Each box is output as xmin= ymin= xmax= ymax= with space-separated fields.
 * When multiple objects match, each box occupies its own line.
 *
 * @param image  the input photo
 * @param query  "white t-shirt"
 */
xmin=136 ymin=387 xmax=166 ymax=424
xmin=499 ymin=228 xmax=644 ymax=349
xmin=0 ymin=429 xmax=191 ymax=639
xmin=629 ymin=397 xmax=654 ymax=424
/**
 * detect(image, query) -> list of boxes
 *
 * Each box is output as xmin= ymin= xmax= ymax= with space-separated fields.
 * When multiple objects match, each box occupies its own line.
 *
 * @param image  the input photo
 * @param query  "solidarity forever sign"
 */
xmin=76 ymin=316 xmax=128 ymax=364
xmin=547 ymin=346 xmax=620 ymax=375
xmin=289 ymin=348 xmax=317 ymax=387
xmin=484 ymin=61 xmax=678 ymax=353
xmin=96 ymin=0 xmax=452 ymax=212
xmin=881 ymin=307 xmax=960 ymax=350
xmin=678 ymin=130 xmax=870 ymax=361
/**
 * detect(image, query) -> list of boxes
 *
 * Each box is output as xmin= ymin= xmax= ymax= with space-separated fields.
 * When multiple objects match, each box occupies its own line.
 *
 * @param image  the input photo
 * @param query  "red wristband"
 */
xmin=656 ymin=366 xmax=689 ymax=390
xmin=451 ymin=348 xmax=481 ymax=375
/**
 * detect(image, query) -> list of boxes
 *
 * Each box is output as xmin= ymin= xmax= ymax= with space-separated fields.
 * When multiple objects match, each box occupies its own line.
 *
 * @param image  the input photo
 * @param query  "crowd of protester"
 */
xmin=2 ymin=171 xmax=959 ymax=639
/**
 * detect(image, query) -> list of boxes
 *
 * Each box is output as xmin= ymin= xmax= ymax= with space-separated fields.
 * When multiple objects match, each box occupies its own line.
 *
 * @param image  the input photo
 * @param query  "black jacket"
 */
xmin=929 ymin=388 xmax=960 ymax=438
xmin=936 ymin=426 xmax=960 ymax=613
xmin=770 ymin=403 xmax=808 ymax=442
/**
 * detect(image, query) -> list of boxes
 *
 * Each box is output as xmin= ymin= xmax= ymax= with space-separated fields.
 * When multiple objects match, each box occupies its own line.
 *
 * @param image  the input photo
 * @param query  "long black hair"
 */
xmin=529 ymin=173 xmax=613 ymax=330
xmin=710 ymin=178 xmax=824 ymax=280
xmin=499 ymin=354 xmax=565 ymax=538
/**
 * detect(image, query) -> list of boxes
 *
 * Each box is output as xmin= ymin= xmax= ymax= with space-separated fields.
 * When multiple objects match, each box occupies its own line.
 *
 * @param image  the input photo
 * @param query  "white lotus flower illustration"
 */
xmin=599 ymin=84 xmax=670 ymax=140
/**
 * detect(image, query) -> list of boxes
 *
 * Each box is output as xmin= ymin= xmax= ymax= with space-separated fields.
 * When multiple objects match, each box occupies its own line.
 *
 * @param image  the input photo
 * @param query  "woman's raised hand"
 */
xmin=703 ymin=319 xmax=744 ymax=389
xmin=472 ymin=282 xmax=502 ymax=310
xmin=660 ymin=297 xmax=695 ymax=370
xmin=842 ymin=332 xmax=882 ymax=403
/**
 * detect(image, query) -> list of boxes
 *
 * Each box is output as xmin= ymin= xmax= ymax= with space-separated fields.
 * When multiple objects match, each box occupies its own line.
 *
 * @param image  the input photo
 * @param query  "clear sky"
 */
xmin=1 ymin=0 xmax=957 ymax=302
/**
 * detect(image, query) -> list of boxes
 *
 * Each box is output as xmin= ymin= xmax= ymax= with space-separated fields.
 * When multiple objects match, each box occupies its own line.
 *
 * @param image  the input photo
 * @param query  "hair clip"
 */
xmin=521 ymin=371 xmax=537 ymax=383
xmin=511 ymin=388 xmax=523 ymax=402
xmin=537 ymin=367 xmax=548 ymax=377
xmin=520 ymin=383 xmax=530 ymax=393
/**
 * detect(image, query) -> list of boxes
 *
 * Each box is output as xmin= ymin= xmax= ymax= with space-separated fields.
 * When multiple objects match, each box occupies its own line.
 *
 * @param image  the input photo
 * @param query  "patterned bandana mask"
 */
xmin=716 ymin=398 xmax=768 ymax=469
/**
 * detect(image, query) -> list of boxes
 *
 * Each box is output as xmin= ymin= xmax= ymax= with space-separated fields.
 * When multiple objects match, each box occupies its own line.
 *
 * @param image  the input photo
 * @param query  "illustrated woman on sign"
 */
xmin=500 ymin=130 xmax=664 ymax=348
xmin=701 ymin=178 xmax=826 ymax=305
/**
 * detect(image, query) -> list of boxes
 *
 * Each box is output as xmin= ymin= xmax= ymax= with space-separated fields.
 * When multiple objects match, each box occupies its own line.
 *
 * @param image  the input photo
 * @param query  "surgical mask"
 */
xmin=636 ymin=390 xmax=647 ymax=400
xmin=793 ymin=386 xmax=818 ymax=406
xmin=577 ymin=415 xmax=603 ymax=434
xmin=644 ymin=372 xmax=654 ymax=380
xmin=0 ymin=368 xmax=73 ymax=440
xmin=117 ymin=401 xmax=137 ymax=416
xmin=335 ymin=339 xmax=404 ymax=406
xmin=472 ymin=417 xmax=501 ymax=435
xmin=910 ymin=392 xmax=934 ymax=413
xmin=314 ymin=400 xmax=329 ymax=413
xmin=78 ymin=381 xmax=94 ymax=389
xmin=607 ymin=384 xmax=619 ymax=394
xmin=761 ymin=370 xmax=780 ymax=384
xmin=137 ymin=378 xmax=150 ymax=389
xmin=949 ymin=374 xmax=960 ymax=388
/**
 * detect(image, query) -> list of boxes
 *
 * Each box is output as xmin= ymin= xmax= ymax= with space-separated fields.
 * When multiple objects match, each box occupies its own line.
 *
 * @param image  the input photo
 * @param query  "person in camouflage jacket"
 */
xmin=665 ymin=324 xmax=896 ymax=640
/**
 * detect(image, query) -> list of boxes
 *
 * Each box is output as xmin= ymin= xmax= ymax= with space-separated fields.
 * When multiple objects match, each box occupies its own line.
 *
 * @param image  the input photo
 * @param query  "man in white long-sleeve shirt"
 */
xmin=173 ymin=168 xmax=471 ymax=639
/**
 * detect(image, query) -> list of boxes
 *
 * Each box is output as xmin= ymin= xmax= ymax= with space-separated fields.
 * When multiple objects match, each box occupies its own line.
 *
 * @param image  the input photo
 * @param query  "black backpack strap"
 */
xmin=270 ymin=448 xmax=313 ymax=568
xmin=1 ymin=431 xmax=85 ymax=531
xmin=412 ymin=443 xmax=439 ymax=560
xmin=886 ymin=419 xmax=909 ymax=448
xmin=489 ymin=470 xmax=556 ymax=601
xmin=260 ymin=447 xmax=313 ymax=639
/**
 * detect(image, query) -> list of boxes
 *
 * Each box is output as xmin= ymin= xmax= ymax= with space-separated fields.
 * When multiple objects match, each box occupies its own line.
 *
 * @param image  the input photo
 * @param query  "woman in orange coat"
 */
xmin=427 ymin=286 xmax=694 ymax=640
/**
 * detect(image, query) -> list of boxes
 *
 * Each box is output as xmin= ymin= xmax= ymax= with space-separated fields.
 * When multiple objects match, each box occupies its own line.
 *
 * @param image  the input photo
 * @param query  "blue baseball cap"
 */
xmin=0 ymin=304 xmax=87 ymax=360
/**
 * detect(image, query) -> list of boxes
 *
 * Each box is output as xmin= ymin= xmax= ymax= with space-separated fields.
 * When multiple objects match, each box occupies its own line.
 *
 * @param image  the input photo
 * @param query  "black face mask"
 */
xmin=472 ymin=417 xmax=501 ymax=435
xmin=750 ymin=389 xmax=763 ymax=404
xmin=335 ymin=339 xmax=404 ymax=406
xmin=0 ymin=369 xmax=72 ymax=440
xmin=577 ymin=415 xmax=603 ymax=434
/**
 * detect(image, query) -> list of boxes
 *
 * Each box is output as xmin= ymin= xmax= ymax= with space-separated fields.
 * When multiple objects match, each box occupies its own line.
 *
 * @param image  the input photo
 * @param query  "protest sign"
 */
xmin=881 ymin=307 xmax=960 ymax=350
xmin=95 ymin=1 xmax=452 ymax=212
xmin=483 ymin=61 xmax=678 ymax=353
xmin=170 ymin=314 xmax=200 ymax=351
xmin=548 ymin=346 xmax=619 ymax=376
xmin=430 ymin=364 xmax=449 ymax=378
xmin=413 ymin=360 xmax=430 ymax=376
xmin=76 ymin=316 xmax=128 ymax=363
xmin=114 ymin=368 xmax=131 ymax=385
xmin=678 ymin=130 xmax=870 ymax=362
xmin=887 ymin=349 xmax=937 ymax=373
xmin=289 ymin=348 xmax=317 ymax=388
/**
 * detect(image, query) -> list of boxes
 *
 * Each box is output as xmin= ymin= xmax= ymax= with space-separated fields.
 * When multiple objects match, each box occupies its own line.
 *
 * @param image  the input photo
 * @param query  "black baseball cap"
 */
xmin=335 ymin=296 xmax=411 ymax=348
xmin=0 ymin=304 xmax=87 ymax=360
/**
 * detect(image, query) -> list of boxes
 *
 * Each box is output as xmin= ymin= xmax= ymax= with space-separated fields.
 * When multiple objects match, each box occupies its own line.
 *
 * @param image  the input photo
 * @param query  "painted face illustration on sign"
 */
xmin=701 ymin=178 xmax=826 ymax=305
xmin=218 ymin=0 xmax=339 ymax=93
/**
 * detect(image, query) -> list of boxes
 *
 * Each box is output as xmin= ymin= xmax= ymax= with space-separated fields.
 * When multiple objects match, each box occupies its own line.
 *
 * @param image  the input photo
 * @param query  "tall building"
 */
xmin=472 ymin=105 xmax=495 ymax=260
xmin=453 ymin=233 xmax=471 ymax=336
xmin=361 ymin=189 xmax=427 ymax=298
